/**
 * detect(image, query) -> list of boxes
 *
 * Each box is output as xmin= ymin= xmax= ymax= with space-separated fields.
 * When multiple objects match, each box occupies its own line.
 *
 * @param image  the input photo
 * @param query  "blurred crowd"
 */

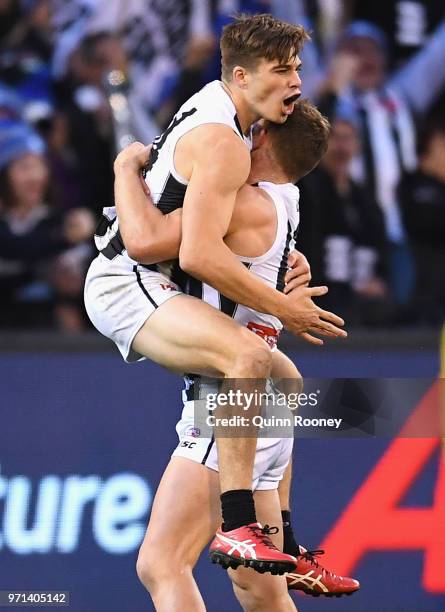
xmin=0 ymin=0 xmax=444 ymax=332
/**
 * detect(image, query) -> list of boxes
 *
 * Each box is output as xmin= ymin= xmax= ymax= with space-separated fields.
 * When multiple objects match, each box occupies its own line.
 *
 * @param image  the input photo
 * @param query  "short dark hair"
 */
xmin=220 ymin=13 xmax=309 ymax=81
xmin=266 ymin=99 xmax=330 ymax=181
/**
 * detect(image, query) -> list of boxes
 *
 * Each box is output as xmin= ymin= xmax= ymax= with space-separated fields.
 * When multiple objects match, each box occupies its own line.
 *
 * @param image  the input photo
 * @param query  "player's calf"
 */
xmin=231 ymin=570 xmax=297 ymax=612
xmin=136 ymin=541 xmax=204 ymax=612
xmin=212 ymin=331 xmax=273 ymax=495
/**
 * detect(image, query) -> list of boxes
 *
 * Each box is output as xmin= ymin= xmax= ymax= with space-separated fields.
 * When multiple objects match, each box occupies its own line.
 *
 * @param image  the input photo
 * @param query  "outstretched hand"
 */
xmin=281 ymin=250 xmax=347 ymax=345
xmin=280 ymin=284 xmax=347 ymax=346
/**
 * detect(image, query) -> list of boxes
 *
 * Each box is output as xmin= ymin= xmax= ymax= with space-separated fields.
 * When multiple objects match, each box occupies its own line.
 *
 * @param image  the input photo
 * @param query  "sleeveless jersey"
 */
xmin=93 ymin=80 xmax=251 ymax=270
xmin=180 ymin=182 xmax=299 ymax=442
xmin=185 ymin=181 xmax=300 ymax=344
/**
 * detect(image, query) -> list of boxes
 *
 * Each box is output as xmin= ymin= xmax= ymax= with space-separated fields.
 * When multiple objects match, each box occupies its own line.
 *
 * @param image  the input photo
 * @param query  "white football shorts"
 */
xmin=84 ymin=254 xmax=182 ymax=362
xmin=172 ymin=380 xmax=294 ymax=491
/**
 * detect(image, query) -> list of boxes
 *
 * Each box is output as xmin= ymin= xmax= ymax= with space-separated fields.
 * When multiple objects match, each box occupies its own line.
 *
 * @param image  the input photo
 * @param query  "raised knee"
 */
xmin=232 ymin=330 xmax=272 ymax=378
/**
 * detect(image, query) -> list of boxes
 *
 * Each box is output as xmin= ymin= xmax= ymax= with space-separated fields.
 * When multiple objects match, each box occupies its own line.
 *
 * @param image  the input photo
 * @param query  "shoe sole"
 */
xmin=210 ymin=551 xmax=296 ymax=575
xmin=294 ymin=589 xmax=358 ymax=598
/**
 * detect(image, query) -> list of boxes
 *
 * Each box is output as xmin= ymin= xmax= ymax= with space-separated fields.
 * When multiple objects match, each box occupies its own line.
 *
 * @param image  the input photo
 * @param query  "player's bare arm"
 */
xmin=177 ymin=125 xmax=345 ymax=342
xmin=113 ymin=137 xmax=346 ymax=344
xmin=114 ymin=142 xmax=273 ymax=263
xmin=115 ymin=128 xmax=296 ymax=321
xmin=114 ymin=142 xmax=271 ymax=264
xmin=177 ymin=125 xmax=300 ymax=320
xmin=114 ymin=141 xmax=312 ymax=288
xmin=114 ymin=144 xmax=182 ymax=263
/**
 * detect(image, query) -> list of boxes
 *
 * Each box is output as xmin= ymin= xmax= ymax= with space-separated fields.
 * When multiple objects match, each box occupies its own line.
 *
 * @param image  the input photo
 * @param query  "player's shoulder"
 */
xmin=179 ymin=80 xmax=247 ymax=149
xmin=188 ymin=79 xmax=232 ymax=109
xmin=185 ymin=123 xmax=249 ymax=165
xmin=235 ymin=184 xmax=274 ymax=217
xmin=234 ymin=184 xmax=277 ymax=229
xmin=242 ymin=183 xmax=272 ymax=203
xmin=179 ymin=80 xmax=233 ymax=120
xmin=258 ymin=181 xmax=300 ymax=204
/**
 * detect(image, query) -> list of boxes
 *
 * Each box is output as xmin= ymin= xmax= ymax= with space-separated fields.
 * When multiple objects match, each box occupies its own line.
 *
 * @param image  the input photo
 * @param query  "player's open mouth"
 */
xmin=282 ymin=94 xmax=300 ymax=115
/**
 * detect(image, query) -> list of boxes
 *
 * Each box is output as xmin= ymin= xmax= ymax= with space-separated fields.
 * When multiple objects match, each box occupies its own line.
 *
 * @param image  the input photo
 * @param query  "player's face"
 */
xmin=245 ymin=56 xmax=302 ymax=124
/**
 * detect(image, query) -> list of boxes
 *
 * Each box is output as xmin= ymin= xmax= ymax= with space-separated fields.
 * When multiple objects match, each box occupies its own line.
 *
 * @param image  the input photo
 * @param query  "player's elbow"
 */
xmin=179 ymin=244 xmax=209 ymax=277
xmin=125 ymin=239 xmax=148 ymax=262
xmin=124 ymin=231 xmax=160 ymax=262
xmin=178 ymin=251 xmax=202 ymax=276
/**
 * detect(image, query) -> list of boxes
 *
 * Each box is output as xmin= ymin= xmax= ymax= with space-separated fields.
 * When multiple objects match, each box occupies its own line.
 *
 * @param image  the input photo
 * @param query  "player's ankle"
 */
xmin=281 ymin=509 xmax=299 ymax=556
xmin=221 ymin=489 xmax=256 ymax=531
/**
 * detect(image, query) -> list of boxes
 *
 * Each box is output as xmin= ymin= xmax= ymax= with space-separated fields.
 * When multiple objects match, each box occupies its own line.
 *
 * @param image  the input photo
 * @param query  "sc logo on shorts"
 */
xmin=180 ymin=441 xmax=197 ymax=449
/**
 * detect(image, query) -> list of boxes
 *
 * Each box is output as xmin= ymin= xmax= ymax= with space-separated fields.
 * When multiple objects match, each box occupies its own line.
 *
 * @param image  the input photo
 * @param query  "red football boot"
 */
xmin=286 ymin=546 xmax=360 ymax=597
xmin=210 ymin=523 xmax=297 ymax=575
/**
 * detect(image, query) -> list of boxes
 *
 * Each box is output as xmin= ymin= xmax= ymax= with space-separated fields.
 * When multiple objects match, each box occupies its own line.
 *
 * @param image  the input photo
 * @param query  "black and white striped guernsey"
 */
xmin=94 ymin=80 xmax=251 ymax=274
xmin=93 ymin=81 xmax=300 ymax=329
xmin=190 ymin=181 xmax=300 ymax=332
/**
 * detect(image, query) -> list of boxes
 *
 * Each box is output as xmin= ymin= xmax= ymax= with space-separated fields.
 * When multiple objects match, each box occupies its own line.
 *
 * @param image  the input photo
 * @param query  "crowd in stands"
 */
xmin=0 ymin=0 xmax=444 ymax=331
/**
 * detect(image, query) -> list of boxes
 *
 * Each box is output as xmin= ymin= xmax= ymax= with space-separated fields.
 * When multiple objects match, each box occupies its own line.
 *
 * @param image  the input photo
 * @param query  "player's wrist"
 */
xmin=263 ymin=291 xmax=288 ymax=320
xmin=114 ymin=159 xmax=141 ymax=174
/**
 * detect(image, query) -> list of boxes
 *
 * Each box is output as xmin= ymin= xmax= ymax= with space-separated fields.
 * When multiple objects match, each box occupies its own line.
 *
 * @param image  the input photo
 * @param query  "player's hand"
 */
xmin=114 ymin=142 xmax=152 ymax=174
xmin=285 ymin=250 xmax=311 ymax=292
xmin=280 ymin=285 xmax=347 ymax=346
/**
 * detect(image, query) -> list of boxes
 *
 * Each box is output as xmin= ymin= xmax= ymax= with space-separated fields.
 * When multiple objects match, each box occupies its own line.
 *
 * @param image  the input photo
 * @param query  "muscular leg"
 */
xmin=132 ymin=294 xmax=272 ymax=378
xmin=137 ymin=350 xmax=301 ymax=610
xmin=226 ymin=351 xmax=301 ymax=611
xmin=270 ymin=351 xmax=301 ymax=513
xmin=132 ymin=295 xmax=272 ymax=493
xmin=269 ymin=353 xmax=360 ymax=597
xmin=136 ymin=457 xmax=221 ymax=612
xmin=271 ymin=351 xmax=301 ymax=554
xmin=270 ymin=349 xmax=303 ymax=397
xmin=279 ymin=461 xmax=292 ymax=513
xmin=138 ymin=458 xmax=297 ymax=612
